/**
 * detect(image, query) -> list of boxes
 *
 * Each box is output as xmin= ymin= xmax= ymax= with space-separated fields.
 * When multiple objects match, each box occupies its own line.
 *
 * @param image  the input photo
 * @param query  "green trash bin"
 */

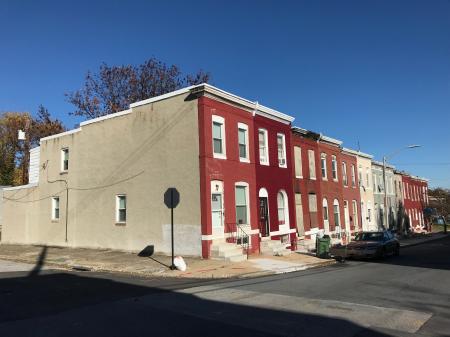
xmin=316 ymin=235 xmax=331 ymax=259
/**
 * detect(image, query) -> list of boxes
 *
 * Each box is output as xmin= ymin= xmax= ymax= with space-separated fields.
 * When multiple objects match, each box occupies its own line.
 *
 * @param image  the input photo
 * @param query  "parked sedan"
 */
xmin=331 ymin=230 xmax=400 ymax=260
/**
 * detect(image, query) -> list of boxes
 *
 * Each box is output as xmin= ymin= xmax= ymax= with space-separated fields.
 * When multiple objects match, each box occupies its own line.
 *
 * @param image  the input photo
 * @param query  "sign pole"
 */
xmin=170 ymin=189 xmax=176 ymax=270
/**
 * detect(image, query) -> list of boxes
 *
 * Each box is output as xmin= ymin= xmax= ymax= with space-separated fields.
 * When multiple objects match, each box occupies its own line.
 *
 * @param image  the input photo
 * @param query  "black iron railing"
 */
xmin=225 ymin=223 xmax=250 ymax=259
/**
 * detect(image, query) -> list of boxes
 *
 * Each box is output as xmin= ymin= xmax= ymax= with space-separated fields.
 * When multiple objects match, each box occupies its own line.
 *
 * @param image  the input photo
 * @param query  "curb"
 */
xmin=399 ymin=234 xmax=448 ymax=248
xmin=234 ymin=259 xmax=336 ymax=279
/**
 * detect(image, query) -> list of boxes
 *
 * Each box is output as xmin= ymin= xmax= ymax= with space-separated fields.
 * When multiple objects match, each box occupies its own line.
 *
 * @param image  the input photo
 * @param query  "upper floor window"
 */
xmin=308 ymin=149 xmax=316 ymax=179
xmin=294 ymin=146 xmax=302 ymax=178
xmin=237 ymin=123 xmax=249 ymax=162
xmin=342 ymin=162 xmax=348 ymax=186
xmin=351 ymin=165 xmax=356 ymax=187
xmin=61 ymin=148 xmax=69 ymax=172
xmin=331 ymin=155 xmax=338 ymax=181
xmin=320 ymin=153 xmax=327 ymax=180
xmin=366 ymin=169 xmax=370 ymax=189
xmin=258 ymin=129 xmax=269 ymax=165
xmin=212 ymin=115 xmax=226 ymax=159
xmin=116 ymin=195 xmax=127 ymax=223
xmin=373 ymin=174 xmax=377 ymax=191
xmin=358 ymin=166 xmax=363 ymax=187
xmin=277 ymin=133 xmax=287 ymax=168
xmin=52 ymin=197 xmax=60 ymax=220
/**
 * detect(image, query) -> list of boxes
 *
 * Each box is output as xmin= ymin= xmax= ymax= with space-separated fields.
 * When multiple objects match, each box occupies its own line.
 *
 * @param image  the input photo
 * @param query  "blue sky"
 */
xmin=1 ymin=0 xmax=449 ymax=187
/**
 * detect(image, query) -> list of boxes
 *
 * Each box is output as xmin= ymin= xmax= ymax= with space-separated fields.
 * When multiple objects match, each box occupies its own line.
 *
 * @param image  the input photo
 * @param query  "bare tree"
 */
xmin=66 ymin=58 xmax=211 ymax=119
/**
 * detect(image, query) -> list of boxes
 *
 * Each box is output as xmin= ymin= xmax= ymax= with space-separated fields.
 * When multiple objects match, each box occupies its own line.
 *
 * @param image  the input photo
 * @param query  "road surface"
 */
xmin=0 ymin=236 xmax=448 ymax=337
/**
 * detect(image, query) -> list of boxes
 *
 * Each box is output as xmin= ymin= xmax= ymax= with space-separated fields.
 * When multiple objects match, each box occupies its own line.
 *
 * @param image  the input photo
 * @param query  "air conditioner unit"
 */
xmin=279 ymin=158 xmax=286 ymax=166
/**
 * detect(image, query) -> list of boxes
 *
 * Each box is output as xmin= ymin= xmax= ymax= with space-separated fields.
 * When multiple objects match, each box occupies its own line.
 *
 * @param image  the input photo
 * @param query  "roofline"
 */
xmin=40 ymin=128 xmax=81 ymax=142
xmin=319 ymin=134 xmax=343 ymax=146
xmin=342 ymin=147 xmax=359 ymax=156
xmin=2 ymin=183 xmax=38 ymax=191
xmin=356 ymin=151 xmax=373 ymax=159
xmin=131 ymin=83 xmax=295 ymax=124
xmin=372 ymin=160 xmax=395 ymax=170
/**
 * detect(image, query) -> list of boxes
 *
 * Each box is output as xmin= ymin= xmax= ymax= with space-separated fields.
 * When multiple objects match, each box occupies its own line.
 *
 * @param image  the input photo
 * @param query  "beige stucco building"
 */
xmin=2 ymin=91 xmax=203 ymax=256
xmin=356 ymin=152 xmax=376 ymax=231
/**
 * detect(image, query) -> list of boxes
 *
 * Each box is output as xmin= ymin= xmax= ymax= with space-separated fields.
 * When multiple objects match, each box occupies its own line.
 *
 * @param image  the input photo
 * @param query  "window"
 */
xmin=294 ymin=146 xmax=302 ymax=178
xmin=351 ymin=165 xmax=356 ymax=187
xmin=308 ymin=150 xmax=316 ymax=179
xmin=323 ymin=198 xmax=329 ymax=221
xmin=61 ymin=148 xmax=69 ymax=172
xmin=331 ymin=155 xmax=338 ymax=181
xmin=366 ymin=169 xmax=370 ymax=189
xmin=342 ymin=162 xmax=348 ymax=186
xmin=235 ymin=184 xmax=249 ymax=225
xmin=277 ymin=192 xmax=286 ymax=225
xmin=320 ymin=153 xmax=327 ymax=179
xmin=373 ymin=174 xmax=377 ymax=191
xmin=352 ymin=200 xmax=358 ymax=229
xmin=358 ymin=167 xmax=363 ymax=187
xmin=237 ymin=123 xmax=249 ymax=162
xmin=308 ymin=193 xmax=318 ymax=212
xmin=212 ymin=115 xmax=226 ymax=159
xmin=277 ymin=133 xmax=287 ymax=167
xmin=116 ymin=195 xmax=127 ymax=223
xmin=333 ymin=199 xmax=340 ymax=227
xmin=52 ymin=197 xmax=60 ymax=220
xmin=258 ymin=129 xmax=269 ymax=165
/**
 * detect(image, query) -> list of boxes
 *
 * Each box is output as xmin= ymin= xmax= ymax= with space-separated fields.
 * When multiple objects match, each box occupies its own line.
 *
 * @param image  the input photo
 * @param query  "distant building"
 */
xmin=356 ymin=152 xmax=375 ymax=231
xmin=371 ymin=161 xmax=396 ymax=230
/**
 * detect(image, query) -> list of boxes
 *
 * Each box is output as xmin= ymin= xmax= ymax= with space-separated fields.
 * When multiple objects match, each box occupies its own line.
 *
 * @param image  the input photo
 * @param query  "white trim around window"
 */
xmin=116 ymin=194 xmax=127 ymax=224
xmin=294 ymin=146 xmax=303 ymax=178
xmin=235 ymin=182 xmax=250 ymax=225
xmin=52 ymin=196 xmax=60 ymax=221
xmin=331 ymin=155 xmax=338 ymax=181
xmin=212 ymin=115 xmax=226 ymax=160
xmin=277 ymin=133 xmax=287 ymax=168
xmin=61 ymin=148 xmax=69 ymax=172
xmin=237 ymin=122 xmax=249 ymax=163
xmin=320 ymin=153 xmax=327 ymax=180
xmin=258 ymin=128 xmax=269 ymax=165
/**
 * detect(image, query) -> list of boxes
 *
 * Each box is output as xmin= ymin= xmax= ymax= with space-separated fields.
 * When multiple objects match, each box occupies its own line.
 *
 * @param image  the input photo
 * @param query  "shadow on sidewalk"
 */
xmin=27 ymin=246 xmax=47 ymax=277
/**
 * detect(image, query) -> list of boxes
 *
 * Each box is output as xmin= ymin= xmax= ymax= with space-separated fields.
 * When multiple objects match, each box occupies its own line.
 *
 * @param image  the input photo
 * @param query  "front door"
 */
xmin=259 ymin=197 xmax=269 ymax=237
xmin=211 ymin=192 xmax=224 ymax=238
xmin=344 ymin=200 xmax=351 ymax=233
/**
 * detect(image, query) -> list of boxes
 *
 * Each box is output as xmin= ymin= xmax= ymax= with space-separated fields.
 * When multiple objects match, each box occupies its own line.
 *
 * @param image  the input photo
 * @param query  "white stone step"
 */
xmin=210 ymin=240 xmax=247 ymax=262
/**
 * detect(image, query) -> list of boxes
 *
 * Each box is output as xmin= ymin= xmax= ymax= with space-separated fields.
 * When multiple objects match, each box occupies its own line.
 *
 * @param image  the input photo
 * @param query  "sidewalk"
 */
xmin=0 ymin=244 xmax=334 ymax=279
xmin=398 ymin=231 xmax=448 ymax=248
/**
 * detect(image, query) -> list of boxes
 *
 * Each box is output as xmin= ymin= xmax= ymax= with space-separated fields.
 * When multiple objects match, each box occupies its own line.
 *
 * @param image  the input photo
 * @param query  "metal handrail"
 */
xmin=225 ymin=222 xmax=250 ymax=259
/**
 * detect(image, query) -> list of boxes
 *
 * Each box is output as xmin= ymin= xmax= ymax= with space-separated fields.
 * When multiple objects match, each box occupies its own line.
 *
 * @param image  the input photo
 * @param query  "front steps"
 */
xmin=260 ymin=237 xmax=291 ymax=256
xmin=211 ymin=239 xmax=247 ymax=262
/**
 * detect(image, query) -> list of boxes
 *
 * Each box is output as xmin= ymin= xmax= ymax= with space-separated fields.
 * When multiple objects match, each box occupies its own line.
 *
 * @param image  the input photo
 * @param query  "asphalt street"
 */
xmin=0 ymin=236 xmax=449 ymax=337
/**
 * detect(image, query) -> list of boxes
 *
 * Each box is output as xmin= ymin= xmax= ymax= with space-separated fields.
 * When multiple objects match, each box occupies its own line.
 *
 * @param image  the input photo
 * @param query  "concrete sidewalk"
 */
xmin=398 ymin=231 xmax=448 ymax=248
xmin=0 ymin=244 xmax=334 ymax=279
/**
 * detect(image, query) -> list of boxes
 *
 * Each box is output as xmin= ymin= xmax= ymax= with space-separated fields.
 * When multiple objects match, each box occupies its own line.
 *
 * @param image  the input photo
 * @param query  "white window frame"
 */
xmin=322 ymin=198 xmax=329 ymax=221
xmin=116 ymin=194 xmax=127 ymax=223
xmin=212 ymin=115 xmax=226 ymax=160
xmin=342 ymin=162 xmax=348 ymax=186
xmin=237 ymin=122 xmax=249 ymax=163
xmin=277 ymin=189 xmax=290 ymax=227
xmin=333 ymin=199 xmax=341 ymax=228
xmin=352 ymin=200 xmax=358 ymax=229
xmin=320 ymin=153 xmax=327 ymax=180
xmin=308 ymin=149 xmax=316 ymax=180
xmin=294 ymin=146 xmax=303 ymax=178
xmin=331 ymin=155 xmax=338 ymax=181
xmin=351 ymin=165 xmax=356 ymax=187
xmin=235 ymin=182 xmax=250 ymax=225
xmin=277 ymin=133 xmax=287 ymax=168
xmin=61 ymin=148 xmax=69 ymax=172
xmin=52 ymin=196 xmax=60 ymax=221
xmin=258 ymin=128 xmax=269 ymax=165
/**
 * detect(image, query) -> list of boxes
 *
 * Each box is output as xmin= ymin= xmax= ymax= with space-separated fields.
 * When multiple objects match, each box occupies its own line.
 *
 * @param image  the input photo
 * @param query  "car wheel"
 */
xmin=394 ymin=245 xmax=400 ymax=256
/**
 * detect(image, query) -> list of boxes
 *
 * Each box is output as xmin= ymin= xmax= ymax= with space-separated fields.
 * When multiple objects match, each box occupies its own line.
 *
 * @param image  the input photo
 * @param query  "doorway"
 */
xmin=211 ymin=181 xmax=224 ymax=238
xmin=259 ymin=188 xmax=270 ymax=237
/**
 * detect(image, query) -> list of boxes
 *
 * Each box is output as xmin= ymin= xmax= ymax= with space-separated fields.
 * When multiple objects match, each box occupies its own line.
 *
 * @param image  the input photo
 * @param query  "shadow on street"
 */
xmin=0 ymin=247 xmax=397 ymax=337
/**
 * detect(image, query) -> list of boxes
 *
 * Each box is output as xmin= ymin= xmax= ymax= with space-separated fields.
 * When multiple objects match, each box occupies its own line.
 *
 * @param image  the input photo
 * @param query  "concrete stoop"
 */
xmin=296 ymin=239 xmax=316 ymax=253
xmin=210 ymin=240 xmax=247 ymax=262
xmin=260 ymin=237 xmax=291 ymax=256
